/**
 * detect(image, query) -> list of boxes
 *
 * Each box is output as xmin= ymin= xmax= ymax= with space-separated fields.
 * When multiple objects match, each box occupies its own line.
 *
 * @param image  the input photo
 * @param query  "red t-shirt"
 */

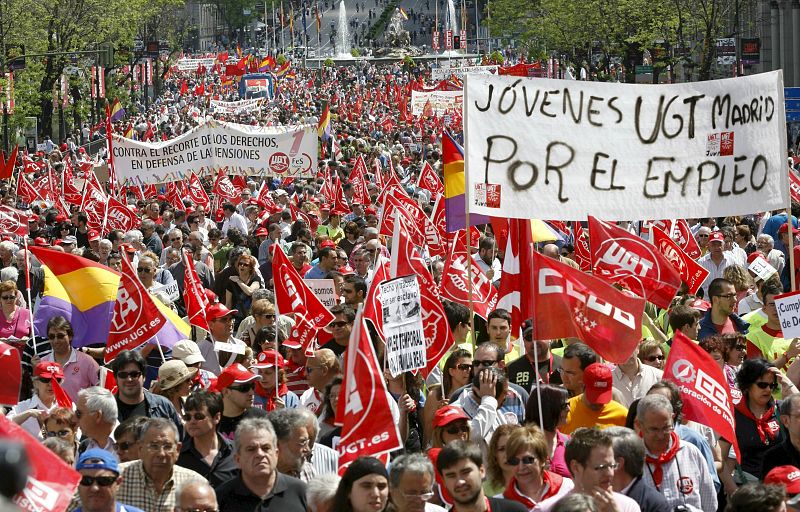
xmin=714 ymin=317 xmax=736 ymax=334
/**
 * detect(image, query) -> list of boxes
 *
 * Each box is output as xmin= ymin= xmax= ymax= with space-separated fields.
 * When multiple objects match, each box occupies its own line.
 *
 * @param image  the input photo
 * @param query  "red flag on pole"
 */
xmin=0 ymin=341 xmax=21 ymax=405
xmin=0 ymin=206 xmax=29 ymax=237
xmin=650 ymin=227 xmax=710 ymax=295
xmin=0 ymin=145 xmax=18 ymax=180
xmin=497 ymin=219 xmax=534 ymax=336
xmin=440 ymin=231 xmax=499 ymax=319
xmin=362 ymin=258 xmax=390 ymax=339
xmin=15 ymin=174 xmax=42 ymax=205
xmin=104 ymin=195 xmax=139 ymax=234
xmin=572 ymin=222 xmax=593 ymax=272
xmin=417 ymin=161 xmax=444 ymax=196
xmin=51 ymin=378 xmax=74 ymax=408
xmin=188 ymin=172 xmax=211 ymax=211
xmin=336 ymin=310 xmax=403 ymax=474
xmin=663 ymin=331 xmax=741 ymax=462
xmin=183 ymin=249 xmax=210 ymax=331
xmin=588 ymin=216 xmax=681 ymax=309
xmin=212 ymin=168 xmax=241 ymax=204
xmin=532 ymin=251 xmax=645 ymax=364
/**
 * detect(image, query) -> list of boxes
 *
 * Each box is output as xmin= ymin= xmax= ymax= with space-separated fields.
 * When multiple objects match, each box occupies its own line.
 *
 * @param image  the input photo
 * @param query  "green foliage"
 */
xmin=350 ymin=48 xmax=361 ymax=57
xmin=367 ymin=0 xmax=398 ymax=43
xmin=324 ymin=58 xmax=334 ymax=67
xmin=489 ymin=50 xmax=504 ymax=65
xmin=277 ymin=54 xmax=287 ymax=65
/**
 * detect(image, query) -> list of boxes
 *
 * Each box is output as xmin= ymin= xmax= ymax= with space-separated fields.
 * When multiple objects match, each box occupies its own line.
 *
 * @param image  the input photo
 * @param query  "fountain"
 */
xmin=447 ymin=0 xmax=459 ymax=35
xmin=337 ymin=0 xmax=352 ymax=57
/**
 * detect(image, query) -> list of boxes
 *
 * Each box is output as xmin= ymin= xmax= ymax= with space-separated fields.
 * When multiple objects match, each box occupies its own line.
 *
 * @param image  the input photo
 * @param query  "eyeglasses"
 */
xmin=137 ymin=267 xmax=153 ymax=273
xmin=38 ymin=377 xmax=62 ymax=384
xmin=228 ymin=383 xmax=255 ymax=393
xmin=0 ymin=295 xmax=15 ymax=300
xmin=473 ymin=359 xmax=499 ymax=368
xmin=329 ymin=321 xmax=349 ymax=328
xmin=79 ymin=476 xmax=117 ymax=487
xmin=306 ymin=366 xmax=321 ymax=373
xmin=714 ymin=293 xmax=737 ymax=299
xmin=146 ymin=442 xmax=176 ymax=453
xmin=48 ymin=332 xmax=69 ymax=339
xmin=256 ymin=313 xmax=276 ymax=319
xmin=182 ymin=412 xmax=207 ymax=422
xmin=696 ymin=234 xmax=710 ymax=238
xmin=507 ymin=456 xmax=537 ymax=466
xmin=456 ymin=363 xmax=473 ymax=371
xmin=46 ymin=429 xmax=71 ymax=438
xmin=645 ymin=355 xmax=665 ymax=362
xmin=445 ymin=424 xmax=470 ymax=435
xmin=238 ymin=263 xmax=250 ymax=267
xmin=117 ymin=370 xmax=142 ymax=380
xmin=170 ymin=238 xmax=182 ymax=242
xmin=755 ymin=381 xmax=779 ymax=390
xmin=591 ymin=462 xmax=619 ymax=471
xmin=402 ymin=492 xmax=434 ymax=501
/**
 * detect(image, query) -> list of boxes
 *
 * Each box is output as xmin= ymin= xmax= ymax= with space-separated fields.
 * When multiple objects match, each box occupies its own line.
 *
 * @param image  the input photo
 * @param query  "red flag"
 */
xmin=143 ymin=184 xmax=158 ymax=199
xmin=15 ymin=174 xmax=42 ymax=205
xmin=289 ymin=203 xmax=319 ymax=232
xmin=212 ymin=169 xmax=241 ymax=204
xmin=440 ymin=232 xmax=499 ymax=319
xmin=417 ymin=161 xmax=444 ymax=196
xmin=255 ymin=182 xmax=283 ymax=214
xmin=104 ymin=253 xmax=168 ymax=363
xmin=63 ymin=172 xmax=83 ymax=207
xmin=104 ymin=195 xmax=139 ymax=234
xmin=379 ymin=193 xmax=427 ymax=247
xmin=589 ymin=216 xmax=681 ymax=309
xmin=532 ymin=251 xmax=645 ymax=364
xmin=651 ymin=227 xmax=710 ymax=295
xmin=363 ymin=259 xmax=390 ymax=339
xmin=673 ymin=219 xmax=702 ymax=260
xmin=390 ymin=216 xmax=453 ymax=376
xmin=497 ymin=219 xmax=534 ymax=336
xmin=348 ymin=156 xmax=371 ymax=206
xmin=0 ymin=341 xmax=21 ymax=405
xmin=180 ymin=80 xmax=188 ymax=96
xmin=0 ymin=415 xmax=80 ymax=512
xmin=183 ymin=249 xmax=210 ymax=331
xmin=336 ymin=312 xmax=403 ymax=474
xmin=572 ymin=222 xmax=593 ymax=272
xmin=188 ymin=172 xmax=211 ymax=211
xmin=165 ymin=182 xmax=186 ymax=211
xmin=80 ymin=175 xmax=108 ymax=231
xmin=0 ymin=206 xmax=29 ymax=237
xmin=791 ymin=172 xmax=800 ymax=203
xmin=664 ymin=331 xmax=741 ymax=462
xmin=51 ymin=378 xmax=73 ymax=408
xmin=330 ymin=175 xmax=350 ymax=215
xmin=271 ymin=244 xmax=334 ymax=335
xmin=100 ymin=367 xmax=117 ymax=394
xmin=0 ymin=145 xmax=18 ymax=180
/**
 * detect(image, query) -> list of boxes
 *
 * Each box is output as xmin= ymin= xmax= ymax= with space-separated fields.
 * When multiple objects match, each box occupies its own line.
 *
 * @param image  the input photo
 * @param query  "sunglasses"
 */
xmin=755 ymin=381 xmax=779 ymax=390
xmin=329 ymin=321 xmax=349 ymax=328
xmin=48 ymin=332 xmax=69 ymax=340
xmin=38 ymin=377 xmax=62 ymax=384
xmin=456 ymin=363 xmax=473 ymax=371
xmin=445 ymin=424 xmax=470 ymax=435
xmin=0 ymin=295 xmax=15 ymax=300
xmin=473 ymin=359 xmax=498 ymax=368
xmin=735 ymin=344 xmax=747 ymax=351
xmin=46 ymin=429 xmax=71 ymax=438
xmin=645 ymin=355 xmax=665 ymax=362
xmin=117 ymin=370 xmax=142 ymax=380
xmin=507 ymin=456 xmax=537 ymax=466
xmin=137 ymin=267 xmax=152 ymax=273
xmin=228 ymin=383 xmax=255 ymax=393
xmin=182 ymin=412 xmax=207 ymax=422
xmin=79 ymin=476 xmax=117 ymax=487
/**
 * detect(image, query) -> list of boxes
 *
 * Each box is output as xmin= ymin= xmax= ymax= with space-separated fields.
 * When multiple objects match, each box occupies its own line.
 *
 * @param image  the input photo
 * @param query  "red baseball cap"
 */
xmin=251 ymin=350 xmax=285 ymax=369
xmin=216 ymin=363 xmax=259 ymax=390
xmin=255 ymin=227 xmax=269 ymax=237
xmin=205 ymin=302 xmax=238 ymax=321
xmin=319 ymin=240 xmax=336 ymax=250
xmin=34 ymin=361 xmax=64 ymax=379
xmin=34 ymin=237 xmax=49 ymax=247
xmin=765 ymin=465 xmax=800 ymax=494
xmin=583 ymin=363 xmax=613 ymax=404
xmin=779 ymin=223 xmax=800 ymax=235
xmin=708 ymin=232 xmax=724 ymax=243
xmin=88 ymin=230 xmax=100 ymax=242
xmin=687 ymin=298 xmax=711 ymax=312
xmin=432 ymin=405 xmax=470 ymax=428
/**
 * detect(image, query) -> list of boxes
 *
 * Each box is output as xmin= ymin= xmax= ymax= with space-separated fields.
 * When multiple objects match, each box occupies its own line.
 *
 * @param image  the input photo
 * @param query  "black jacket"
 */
xmin=623 ymin=476 xmax=672 ymax=512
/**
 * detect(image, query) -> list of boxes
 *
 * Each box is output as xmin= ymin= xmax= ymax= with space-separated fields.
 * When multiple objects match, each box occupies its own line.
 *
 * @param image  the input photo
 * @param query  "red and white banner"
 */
xmin=104 ymin=195 xmax=139 ymax=234
xmin=791 ymin=172 xmax=800 ymax=203
xmin=363 ymin=259 xmax=390 ymax=339
xmin=0 ymin=206 xmax=29 ymax=237
xmin=651 ymin=227 xmax=709 ymax=295
xmin=440 ymin=231 xmax=498 ymax=319
xmin=188 ymin=172 xmax=211 ymax=211
xmin=0 ymin=415 xmax=80 ymax=512
xmin=664 ymin=331 xmax=741 ymax=462
xmin=105 ymin=254 xmax=168 ymax=363
xmin=649 ymin=219 xmax=702 ymax=260
xmin=589 ymin=216 xmax=681 ymax=309
xmin=15 ymin=175 xmax=42 ymax=205
xmin=183 ymin=249 xmax=210 ymax=331
xmin=532 ymin=251 xmax=645 ymax=364
xmin=90 ymin=66 xmax=105 ymax=99
xmin=336 ymin=311 xmax=403 ymax=474
xmin=0 ymin=341 xmax=21 ymax=405
xmin=572 ymin=222 xmax=593 ymax=272
xmin=212 ymin=169 xmax=242 ymax=204
xmin=417 ymin=161 xmax=444 ymax=196
xmin=348 ymin=155 xmax=371 ymax=205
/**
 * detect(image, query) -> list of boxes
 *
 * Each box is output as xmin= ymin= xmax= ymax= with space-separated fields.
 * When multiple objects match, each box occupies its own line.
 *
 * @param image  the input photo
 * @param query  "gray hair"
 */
xmin=98 ymin=239 xmax=112 ymax=250
xmin=168 ymin=228 xmax=183 ymax=238
xmin=124 ymin=229 xmax=143 ymax=243
xmin=267 ymin=408 xmax=308 ymax=441
xmin=388 ymin=453 xmax=435 ymax=487
xmin=604 ymin=426 xmax=645 ymax=478
xmin=140 ymin=219 xmax=156 ymax=232
xmin=77 ymin=387 xmax=118 ymax=424
xmin=306 ymin=473 xmax=341 ymax=512
xmin=234 ymin=417 xmax=276 ymax=453
xmin=636 ymin=394 xmax=674 ymax=423
xmin=294 ymin=407 xmax=319 ymax=438
xmin=0 ymin=267 xmax=18 ymax=283
xmin=174 ymin=480 xmax=215 ymax=509
xmin=757 ymin=233 xmax=774 ymax=246
xmin=139 ymin=417 xmax=179 ymax=442
xmin=0 ymin=241 xmax=18 ymax=253
xmin=551 ymin=493 xmax=599 ymax=512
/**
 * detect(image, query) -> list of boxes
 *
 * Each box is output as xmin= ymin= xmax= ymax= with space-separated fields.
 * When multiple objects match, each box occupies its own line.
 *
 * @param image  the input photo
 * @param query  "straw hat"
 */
xmin=157 ymin=360 xmax=197 ymax=391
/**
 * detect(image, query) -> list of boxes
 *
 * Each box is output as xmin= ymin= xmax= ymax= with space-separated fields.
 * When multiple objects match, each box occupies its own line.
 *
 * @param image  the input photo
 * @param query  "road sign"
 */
xmin=635 ymin=65 xmax=653 ymax=74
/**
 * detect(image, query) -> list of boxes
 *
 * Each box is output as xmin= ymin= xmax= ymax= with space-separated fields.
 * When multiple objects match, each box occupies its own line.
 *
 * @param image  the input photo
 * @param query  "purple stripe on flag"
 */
xmin=34 ymin=297 xmax=115 ymax=347
xmin=445 ymin=194 xmax=490 ymax=232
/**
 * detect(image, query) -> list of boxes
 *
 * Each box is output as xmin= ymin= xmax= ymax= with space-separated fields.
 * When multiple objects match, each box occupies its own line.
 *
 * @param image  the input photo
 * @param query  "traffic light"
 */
xmin=453 ymin=35 xmax=461 ymax=49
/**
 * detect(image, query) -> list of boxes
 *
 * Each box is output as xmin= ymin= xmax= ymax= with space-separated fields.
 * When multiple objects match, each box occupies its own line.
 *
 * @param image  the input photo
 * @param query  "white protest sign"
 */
xmin=150 ymin=281 xmax=180 ymax=302
xmin=411 ymin=90 xmax=463 ymax=116
xmin=210 ymin=98 xmax=264 ymax=115
xmin=176 ymin=58 xmax=216 ymax=71
xmin=380 ymin=275 xmax=426 ymax=378
xmin=306 ymin=279 xmax=338 ymax=308
xmin=464 ymin=71 xmax=788 ymax=220
xmin=431 ymin=65 xmax=497 ymax=81
xmin=775 ymin=291 xmax=800 ymax=338
xmin=748 ymin=255 xmax=777 ymax=281
xmin=112 ymin=120 xmax=317 ymax=185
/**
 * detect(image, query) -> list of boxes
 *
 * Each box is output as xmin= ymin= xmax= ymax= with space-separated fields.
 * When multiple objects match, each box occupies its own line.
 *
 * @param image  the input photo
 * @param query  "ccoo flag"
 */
xmin=30 ymin=247 xmax=121 ymax=346
xmin=442 ymin=131 xmax=489 ymax=232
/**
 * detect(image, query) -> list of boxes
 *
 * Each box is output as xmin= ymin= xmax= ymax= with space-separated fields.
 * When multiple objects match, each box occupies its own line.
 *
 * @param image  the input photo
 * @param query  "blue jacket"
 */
xmin=698 ymin=310 xmax=749 ymax=341
xmin=116 ymin=389 xmax=184 ymax=439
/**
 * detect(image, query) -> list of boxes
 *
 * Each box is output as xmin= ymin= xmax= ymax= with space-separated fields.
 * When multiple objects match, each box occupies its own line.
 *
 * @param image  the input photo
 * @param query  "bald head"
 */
xmin=542 ymin=244 xmax=560 ymax=259
xmin=175 ymin=480 xmax=217 ymax=512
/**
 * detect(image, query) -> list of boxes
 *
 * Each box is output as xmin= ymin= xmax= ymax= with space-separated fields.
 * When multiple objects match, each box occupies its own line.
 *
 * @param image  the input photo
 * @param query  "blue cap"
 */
xmin=76 ymin=448 xmax=119 ymax=474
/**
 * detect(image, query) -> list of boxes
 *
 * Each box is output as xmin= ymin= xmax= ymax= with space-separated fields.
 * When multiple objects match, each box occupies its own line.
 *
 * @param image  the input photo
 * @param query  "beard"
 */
xmin=451 ymin=486 xmax=482 ymax=507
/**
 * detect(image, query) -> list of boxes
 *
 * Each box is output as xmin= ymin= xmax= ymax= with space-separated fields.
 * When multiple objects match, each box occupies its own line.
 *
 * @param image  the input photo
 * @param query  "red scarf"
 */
xmin=735 ymin=399 xmax=778 ymax=445
xmin=503 ymin=470 xmax=564 ymax=508
xmin=255 ymin=381 xmax=289 ymax=412
xmin=645 ymin=431 xmax=681 ymax=487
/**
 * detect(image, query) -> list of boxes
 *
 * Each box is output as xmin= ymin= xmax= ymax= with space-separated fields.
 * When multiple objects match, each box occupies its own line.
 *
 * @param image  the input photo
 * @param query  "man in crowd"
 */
xmin=176 ymin=390 xmax=238 ymax=487
xmin=268 ymin=408 xmax=315 ymax=481
xmin=667 ymin=305 xmax=702 ymax=342
xmin=116 ymin=418 xmax=205 ymax=511
xmin=472 ymin=236 xmax=502 ymax=285
xmin=562 ymin=363 xmax=628 ymax=434
xmin=216 ymin=363 xmax=266 ymax=440
xmin=305 ymin=246 xmax=338 ymax=279
xmin=698 ymin=232 xmax=737 ymax=297
xmin=321 ymin=304 xmax=354 ymax=357
xmin=388 ymin=452 xmax=446 ymax=512
xmin=341 ymin=275 xmax=367 ymax=306
xmin=76 ymin=387 xmax=119 ymax=454
xmin=506 ymin=319 xmax=562 ymax=392
xmin=174 ymin=481 xmax=218 ymax=512
xmin=214 ymin=417 xmax=307 ymax=511
xmin=74 ymin=448 xmax=145 ymax=512
xmin=698 ymin=278 xmax=750 ymax=340
xmin=198 ymin=303 xmax=247 ymax=375
xmin=558 ymin=342 xmax=598 ymax=398
xmin=300 ymin=349 xmax=341 ymax=414
xmin=611 ymin=344 xmax=663 ymax=407
xmin=485 ymin=309 xmax=517 ymax=361
xmin=606 ymin=426 xmax=672 ymax=512
xmin=221 ymin=202 xmax=248 ymax=237
xmin=634 ymin=394 xmax=717 ymax=511
xmin=763 ymin=394 xmax=800 ymax=475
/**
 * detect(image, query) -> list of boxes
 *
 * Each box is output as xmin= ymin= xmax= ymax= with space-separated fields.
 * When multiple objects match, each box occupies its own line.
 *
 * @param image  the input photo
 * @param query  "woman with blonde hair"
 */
xmin=226 ymin=253 xmax=262 ymax=328
xmin=485 ymin=424 xmax=522 ymax=497
xmin=0 ymin=279 xmax=31 ymax=342
xmin=638 ymin=339 xmax=666 ymax=370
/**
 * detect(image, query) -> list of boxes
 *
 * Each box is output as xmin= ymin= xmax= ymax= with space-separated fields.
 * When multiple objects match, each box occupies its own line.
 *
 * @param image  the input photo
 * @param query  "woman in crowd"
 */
xmin=154 ymin=359 xmax=197 ymax=418
xmin=43 ymin=407 xmax=78 ymax=457
xmin=9 ymin=361 xmax=63 ymax=439
xmin=319 ymin=376 xmax=343 ymax=446
xmin=252 ymin=349 xmax=300 ymax=411
xmin=226 ymin=253 xmax=262 ymax=328
xmin=720 ymin=358 xmax=798 ymax=494
xmin=637 ymin=339 xmax=665 ymax=370
xmin=485 ymin=424 xmax=522 ymax=497
xmin=38 ymin=315 xmax=99 ymax=403
xmin=0 ymin=280 xmax=31 ymax=341
xmin=524 ymin=384 xmax=571 ymax=478
xmin=430 ymin=405 xmax=472 ymax=449
xmin=236 ymin=299 xmax=278 ymax=347
xmin=332 ymin=456 xmax=389 ymax=512
xmin=338 ymin=221 xmax=361 ymax=257
xmin=700 ymin=334 xmax=745 ymax=390
xmin=422 ymin=349 xmax=472 ymax=446
xmin=502 ymin=425 xmax=574 ymax=510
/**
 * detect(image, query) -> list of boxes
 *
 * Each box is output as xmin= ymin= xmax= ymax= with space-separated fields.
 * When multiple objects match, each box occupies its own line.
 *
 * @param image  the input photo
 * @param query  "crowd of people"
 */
xmin=0 ymin=53 xmax=799 ymax=512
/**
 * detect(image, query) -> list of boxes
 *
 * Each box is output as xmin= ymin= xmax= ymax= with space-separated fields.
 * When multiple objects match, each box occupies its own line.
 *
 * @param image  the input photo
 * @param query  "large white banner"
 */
xmin=464 ymin=71 xmax=789 ymax=220
xmin=431 ymin=65 xmax=498 ymax=81
xmin=380 ymin=275 xmax=426 ymax=378
xmin=112 ymin=120 xmax=317 ymax=185
xmin=210 ymin=98 xmax=264 ymax=115
xmin=411 ymin=90 xmax=463 ymax=116
xmin=176 ymin=58 xmax=216 ymax=71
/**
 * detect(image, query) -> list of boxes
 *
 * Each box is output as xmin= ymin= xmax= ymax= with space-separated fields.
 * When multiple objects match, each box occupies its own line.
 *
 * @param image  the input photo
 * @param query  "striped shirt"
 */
xmin=115 ymin=460 xmax=206 ymax=512
xmin=285 ymin=363 xmax=309 ymax=395
xmin=311 ymin=443 xmax=339 ymax=476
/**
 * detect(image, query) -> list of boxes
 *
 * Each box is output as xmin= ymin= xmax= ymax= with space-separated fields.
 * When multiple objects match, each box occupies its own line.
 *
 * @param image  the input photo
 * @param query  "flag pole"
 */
xmin=274 ymin=297 xmax=280 ymax=399
xmin=23 ymin=237 xmax=34 ymax=343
